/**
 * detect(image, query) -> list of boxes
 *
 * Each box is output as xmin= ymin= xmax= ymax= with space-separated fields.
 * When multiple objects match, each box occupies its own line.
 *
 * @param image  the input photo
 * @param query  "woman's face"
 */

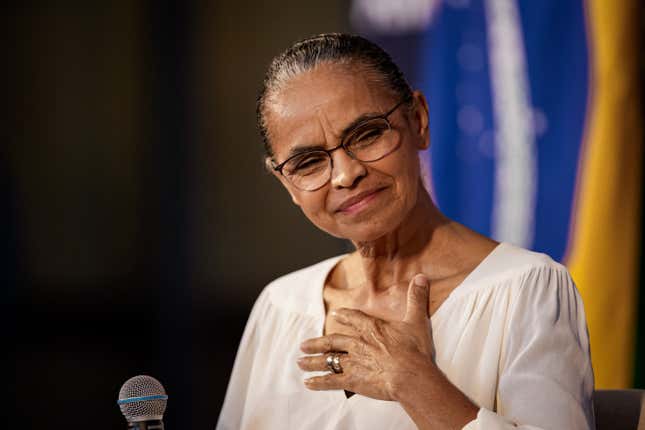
xmin=265 ymin=63 xmax=430 ymax=242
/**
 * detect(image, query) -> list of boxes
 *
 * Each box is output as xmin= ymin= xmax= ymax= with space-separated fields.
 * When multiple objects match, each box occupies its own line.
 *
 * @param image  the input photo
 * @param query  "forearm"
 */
xmin=395 ymin=362 xmax=478 ymax=430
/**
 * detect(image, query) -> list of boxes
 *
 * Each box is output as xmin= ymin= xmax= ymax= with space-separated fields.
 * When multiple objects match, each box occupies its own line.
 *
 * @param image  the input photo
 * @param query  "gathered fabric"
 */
xmin=217 ymin=243 xmax=595 ymax=430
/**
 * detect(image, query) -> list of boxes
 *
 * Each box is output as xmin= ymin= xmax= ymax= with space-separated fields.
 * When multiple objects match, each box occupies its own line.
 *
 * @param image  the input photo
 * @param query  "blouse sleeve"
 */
xmin=463 ymin=264 xmax=595 ymax=430
xmin=216 ymin=288 xmax=269 ymax=430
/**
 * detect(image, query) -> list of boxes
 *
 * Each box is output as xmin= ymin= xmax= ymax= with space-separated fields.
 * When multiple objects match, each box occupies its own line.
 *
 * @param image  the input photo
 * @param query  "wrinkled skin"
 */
xmin=298 ymin=274 xmax=434 ymax=402
xmin=264 ymin=62 xmax=490 ymax=429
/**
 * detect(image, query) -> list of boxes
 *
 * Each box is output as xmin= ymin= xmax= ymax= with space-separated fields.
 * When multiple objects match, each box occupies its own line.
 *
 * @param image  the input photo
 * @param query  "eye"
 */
xmin=346 ymin=121 xmax=389 ymax=149
xmin=356 ymin=128 xmax=383 ymax=141
xmin=285 ymin=153 xmax=328 ymax=175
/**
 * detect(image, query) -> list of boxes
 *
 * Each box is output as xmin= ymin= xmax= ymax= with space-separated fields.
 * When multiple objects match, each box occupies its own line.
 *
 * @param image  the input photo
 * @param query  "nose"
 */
xmin=329 ymin=149 xmax=367 ymax=189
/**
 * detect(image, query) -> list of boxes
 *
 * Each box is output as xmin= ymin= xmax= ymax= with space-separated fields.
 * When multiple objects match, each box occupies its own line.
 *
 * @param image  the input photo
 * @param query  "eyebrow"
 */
xmin=283 ymin=143 xmax=328 ymax=160
xmin=281 ymin=110 xmax=385 ymax=160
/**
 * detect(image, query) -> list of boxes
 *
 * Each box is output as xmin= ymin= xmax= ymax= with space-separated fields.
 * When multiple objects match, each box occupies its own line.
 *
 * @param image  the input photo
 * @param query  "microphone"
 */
xmin=117 ymin=375 xmax=168 ymax=430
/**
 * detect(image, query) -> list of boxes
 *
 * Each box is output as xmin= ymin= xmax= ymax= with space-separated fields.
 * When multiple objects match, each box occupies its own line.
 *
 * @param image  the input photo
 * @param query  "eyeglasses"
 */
xmin=271 ymin=97 xmax=410 ymax=191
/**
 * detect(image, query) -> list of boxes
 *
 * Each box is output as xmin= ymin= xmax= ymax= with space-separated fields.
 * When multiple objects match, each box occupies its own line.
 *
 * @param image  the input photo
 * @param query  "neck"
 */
xmin=349 ymin=186 xmax=451 ymax=293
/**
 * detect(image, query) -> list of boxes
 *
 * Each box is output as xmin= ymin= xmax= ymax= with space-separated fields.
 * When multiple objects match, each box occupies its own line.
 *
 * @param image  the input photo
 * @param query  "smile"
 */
xmin=336 ymin=187 xmax=387 ymax=215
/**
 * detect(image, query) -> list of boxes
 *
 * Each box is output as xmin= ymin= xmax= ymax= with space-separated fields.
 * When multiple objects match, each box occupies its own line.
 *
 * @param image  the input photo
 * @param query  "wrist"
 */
xmin=389 ymin=355 xmax=438 ymax=403
xmin=394 ymin=361 xmax=479 ymax=430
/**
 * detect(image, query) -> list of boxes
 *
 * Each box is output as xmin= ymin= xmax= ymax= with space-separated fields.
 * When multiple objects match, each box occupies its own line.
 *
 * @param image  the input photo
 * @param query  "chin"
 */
xmin=344 ymin=224 xmax=396 ymax=243
xmin=333 ymin=209 xmax=408 ymax=243
xmin=306 ymin=190 xmax=414 ymax=242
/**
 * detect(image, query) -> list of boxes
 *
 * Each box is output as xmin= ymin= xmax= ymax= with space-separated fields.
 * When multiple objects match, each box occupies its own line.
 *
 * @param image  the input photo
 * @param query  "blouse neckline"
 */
xmin=310 ymin=242 xmax=509 ymax=335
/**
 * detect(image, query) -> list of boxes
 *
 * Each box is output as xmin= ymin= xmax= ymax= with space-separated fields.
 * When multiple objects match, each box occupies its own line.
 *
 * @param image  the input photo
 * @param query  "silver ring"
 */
xmin=331 ymin=353 xmax=343 ymax=374
xmin=325 ymin=353 xmax=343 ymax=374
xmin=326 ymin=354 xmax=335 ymax=373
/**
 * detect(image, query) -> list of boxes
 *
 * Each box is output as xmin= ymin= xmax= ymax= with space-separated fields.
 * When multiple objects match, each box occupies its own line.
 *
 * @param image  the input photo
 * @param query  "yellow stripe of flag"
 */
xmin=566 ymin=0 xmax=643 ymax=388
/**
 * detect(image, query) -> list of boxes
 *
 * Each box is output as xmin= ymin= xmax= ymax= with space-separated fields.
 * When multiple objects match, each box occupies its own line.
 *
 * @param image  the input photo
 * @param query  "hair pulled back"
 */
xmin=257 ymin=33 xmax=413 ymax=158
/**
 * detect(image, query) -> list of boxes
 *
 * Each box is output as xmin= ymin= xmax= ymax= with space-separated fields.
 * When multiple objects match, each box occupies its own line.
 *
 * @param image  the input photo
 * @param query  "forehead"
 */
xmin=265 ymin=63 xmax=394 ymax=157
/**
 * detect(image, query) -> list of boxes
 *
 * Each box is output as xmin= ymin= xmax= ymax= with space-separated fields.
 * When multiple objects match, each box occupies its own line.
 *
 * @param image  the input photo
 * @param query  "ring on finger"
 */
xmin=332 ymin=354 xmax=343 ymax=373
xmin=326 ymin=352 xmax=343 ymax=374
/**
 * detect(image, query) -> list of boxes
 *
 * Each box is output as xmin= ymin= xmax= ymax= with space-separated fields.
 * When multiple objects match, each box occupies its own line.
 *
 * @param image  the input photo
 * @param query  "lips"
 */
xmin=335 ymin=187 xmax=387 ymax=213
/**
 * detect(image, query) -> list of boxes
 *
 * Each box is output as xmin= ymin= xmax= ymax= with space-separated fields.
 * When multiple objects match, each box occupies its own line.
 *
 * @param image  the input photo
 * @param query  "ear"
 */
xmin=266 ymin=157 xmax=302 ymax=206
xmin=410 ymin=90 xmax=430 ymax=150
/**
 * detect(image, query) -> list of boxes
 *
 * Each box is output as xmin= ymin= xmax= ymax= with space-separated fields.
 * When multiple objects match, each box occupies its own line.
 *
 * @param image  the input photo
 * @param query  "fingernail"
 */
xmin=297 ymin=357 xmax=305 ymax=365
xmin=414 ymin=274 xmax=428 ymax=286
xmin=300 ymin=340 xmax=310 ymax=351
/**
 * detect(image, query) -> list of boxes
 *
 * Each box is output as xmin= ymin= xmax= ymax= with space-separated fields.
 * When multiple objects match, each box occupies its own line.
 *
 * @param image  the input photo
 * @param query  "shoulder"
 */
xmin=469 ymin=242 xmax=572 ymax=288
xmin=480 ymin=244 xmax=584 ymax=321
xmin=451 ymin=243 xmax=577 ymax=310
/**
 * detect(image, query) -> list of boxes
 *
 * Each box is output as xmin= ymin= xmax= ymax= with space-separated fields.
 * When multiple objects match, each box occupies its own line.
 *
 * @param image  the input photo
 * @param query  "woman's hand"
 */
xmin=297 ymin=274 xmax=435 ymax=401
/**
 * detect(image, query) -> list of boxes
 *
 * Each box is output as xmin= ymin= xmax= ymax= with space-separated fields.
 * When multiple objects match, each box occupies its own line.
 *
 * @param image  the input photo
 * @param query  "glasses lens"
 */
xmin=283 ymin=151 xmax=331 ymax=191
xmin=345 ymin=119 xmax=397 ymax=162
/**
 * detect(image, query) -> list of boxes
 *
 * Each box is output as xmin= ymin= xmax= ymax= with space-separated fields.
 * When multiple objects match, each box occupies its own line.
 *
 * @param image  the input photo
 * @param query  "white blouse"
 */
xmin=217 ymin=243 xmax=595 ymax=429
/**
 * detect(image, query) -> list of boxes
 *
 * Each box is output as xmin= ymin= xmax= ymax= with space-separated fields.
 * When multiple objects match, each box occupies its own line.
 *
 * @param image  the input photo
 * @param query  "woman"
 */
xmin=217 ymin=33 xmax=594 ymax=429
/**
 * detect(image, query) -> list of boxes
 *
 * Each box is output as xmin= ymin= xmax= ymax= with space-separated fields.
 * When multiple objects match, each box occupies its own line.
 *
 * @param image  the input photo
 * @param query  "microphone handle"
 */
xmin=127 ymin=420 xmax=164 ymax=430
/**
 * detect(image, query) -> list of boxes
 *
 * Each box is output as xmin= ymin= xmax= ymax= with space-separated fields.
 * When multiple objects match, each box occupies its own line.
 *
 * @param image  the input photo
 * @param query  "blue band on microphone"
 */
xmin=117 ymin=394 xmax=169 ymax=405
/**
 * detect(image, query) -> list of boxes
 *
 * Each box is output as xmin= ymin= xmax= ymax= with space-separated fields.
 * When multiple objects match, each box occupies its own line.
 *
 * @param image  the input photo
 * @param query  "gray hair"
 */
xmin=257 ymin=33 xmax=414 ymax=158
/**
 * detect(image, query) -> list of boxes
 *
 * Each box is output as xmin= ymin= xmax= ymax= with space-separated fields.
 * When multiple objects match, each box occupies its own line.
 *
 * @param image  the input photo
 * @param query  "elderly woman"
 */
xmin=217 ymin=34 xmax=594 ymax=429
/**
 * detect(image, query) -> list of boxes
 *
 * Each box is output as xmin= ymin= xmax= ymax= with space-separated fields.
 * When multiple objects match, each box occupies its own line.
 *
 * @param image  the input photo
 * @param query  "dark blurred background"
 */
xmin=7 ymin=1 xmax=645 ymax=429
xmin=8 ymin=1 xmax=349 ymax=428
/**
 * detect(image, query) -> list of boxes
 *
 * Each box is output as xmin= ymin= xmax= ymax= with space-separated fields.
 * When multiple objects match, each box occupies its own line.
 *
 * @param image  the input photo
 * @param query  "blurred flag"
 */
xmin=352 ymin=0 xmax=643 ymax=388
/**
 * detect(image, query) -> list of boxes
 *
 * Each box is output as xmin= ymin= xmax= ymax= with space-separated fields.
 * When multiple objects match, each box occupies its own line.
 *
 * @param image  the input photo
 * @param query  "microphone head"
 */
xmin=117 ymin=375 xmax=168 ymax=422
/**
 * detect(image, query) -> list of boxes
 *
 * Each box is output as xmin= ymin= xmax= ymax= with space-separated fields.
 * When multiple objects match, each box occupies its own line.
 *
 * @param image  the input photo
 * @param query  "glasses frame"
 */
xmin=270 ymin=96 xmax=412 ymax=190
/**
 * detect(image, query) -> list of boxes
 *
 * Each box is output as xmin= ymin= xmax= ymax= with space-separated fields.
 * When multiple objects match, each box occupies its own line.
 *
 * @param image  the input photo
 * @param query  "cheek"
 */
xmin=286 ymin=143 xmax=423 ymax=240
xmin=386 ymin=147 xmax=422 ymax=203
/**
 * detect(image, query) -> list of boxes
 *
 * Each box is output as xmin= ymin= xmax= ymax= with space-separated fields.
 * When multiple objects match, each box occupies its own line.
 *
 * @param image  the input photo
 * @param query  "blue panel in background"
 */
xmin=517 ymin=0 xmax=589 ymax=261
xmin=417 ymin=2 xmax=496 ymax=238
xmin=354 ymin=0 xmax=589 ymax=263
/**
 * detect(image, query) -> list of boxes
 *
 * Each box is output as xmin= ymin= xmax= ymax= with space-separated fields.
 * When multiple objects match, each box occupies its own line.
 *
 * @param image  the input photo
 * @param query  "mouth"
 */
xmin=335 ymin=187 xmax=387 ymax=214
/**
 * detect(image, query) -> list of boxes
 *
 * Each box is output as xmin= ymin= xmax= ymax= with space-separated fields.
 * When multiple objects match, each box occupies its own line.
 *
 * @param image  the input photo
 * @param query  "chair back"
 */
xmin=594 ymin=389 xmax=645 ymax=430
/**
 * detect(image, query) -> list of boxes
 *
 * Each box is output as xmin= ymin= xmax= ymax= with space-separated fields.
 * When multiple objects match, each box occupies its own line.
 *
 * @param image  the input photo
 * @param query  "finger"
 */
xmin=404 ymin=273 xmax=430 ymax=323
xmin=297 ymin=354 xmax=330 ymax=372
xmin=300 ymin=333 xmax=358 ymax=354
xmin=304 ymin=373 xmax=346 ymax=391
xmin=332 ymin=308 xmax=377 ymax=334
xmin=298 ymin=351 xmax=359 ymax=372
